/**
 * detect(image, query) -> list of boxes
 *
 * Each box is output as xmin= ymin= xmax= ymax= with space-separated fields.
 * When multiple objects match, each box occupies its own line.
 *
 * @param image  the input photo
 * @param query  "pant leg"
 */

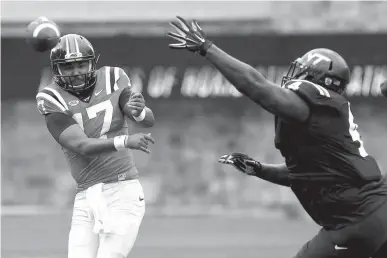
xmin=68 ymin=191 xmax=99 ymax=258
xmin=96 ymin=179 xmax=145 ymax=258
xmin=373 ymin=240 xmax=387 ymax=258
xmin=294 ymin=228 xmax=341 ymax=258
xmin=295 ymin=199 xmax=387 ymax=258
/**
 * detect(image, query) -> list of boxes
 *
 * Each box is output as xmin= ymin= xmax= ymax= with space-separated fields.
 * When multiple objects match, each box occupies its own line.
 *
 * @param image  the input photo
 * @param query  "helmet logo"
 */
xmin=307 ymin=53 xmax=331 ymax=65
xmin=68 ymin=99 xmax=79 ymax=106
xmin=65 ymin=52 xmax=83 ymax=61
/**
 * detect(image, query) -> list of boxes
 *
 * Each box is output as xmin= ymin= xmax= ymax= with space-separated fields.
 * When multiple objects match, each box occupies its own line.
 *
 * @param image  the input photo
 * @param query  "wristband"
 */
xmin=254 ymin=161 xmax=263 ymax=175
xmin=133 ymin=108 xmax=146 ymax=122
xmin=114 ymin=135 xmax=127 ymax=151
xmin=200 ymin=40 xmax=213 ymax=56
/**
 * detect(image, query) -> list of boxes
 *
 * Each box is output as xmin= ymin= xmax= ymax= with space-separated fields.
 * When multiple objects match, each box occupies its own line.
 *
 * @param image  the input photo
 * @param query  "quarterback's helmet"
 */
xmin=50 ymin=34 xmax=98 ymax=93
xmin=282 ymin=48 xmax=350 ymax=94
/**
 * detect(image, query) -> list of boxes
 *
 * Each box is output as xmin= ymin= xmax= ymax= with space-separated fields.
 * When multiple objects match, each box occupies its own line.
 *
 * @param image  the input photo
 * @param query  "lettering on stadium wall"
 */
xmin=39 ymin=65 xmax=387 ymax=98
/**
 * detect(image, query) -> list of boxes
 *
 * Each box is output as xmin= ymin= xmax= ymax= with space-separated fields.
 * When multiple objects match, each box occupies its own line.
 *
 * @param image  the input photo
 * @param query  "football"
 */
xmin=26 ymin=16 xmax=61 ymax=52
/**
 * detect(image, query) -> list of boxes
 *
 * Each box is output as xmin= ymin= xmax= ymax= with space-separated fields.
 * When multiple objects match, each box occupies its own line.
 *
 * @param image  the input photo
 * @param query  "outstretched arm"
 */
xmin=257 ymin=163 xmax=290 ymax=187
xmin=205 ymin=45 xmax=309 ymax=122
xmin=167 ymin=16 xmax=310 ymax=122
xmin=219 ymin=153 xmax=290 ymax=187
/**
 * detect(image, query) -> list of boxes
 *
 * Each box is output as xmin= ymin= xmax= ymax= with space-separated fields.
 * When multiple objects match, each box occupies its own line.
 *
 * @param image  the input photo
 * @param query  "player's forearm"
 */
xmin=136 ymin=107 xmax=155 ymax=128
xmin=62 ymin=136 xmax=120 ymax=157
xmin=205 ymin=45 xmax=309 ymax=122
xmin=255 ymin=163 xmax=290 ymax=187
xmin=205 ymin=45 xmax=275 ymax=102
xmin=76 ymin=138 xmax=118 ymax=157
xmin=58 ymin=125 xmax=124 ymax=157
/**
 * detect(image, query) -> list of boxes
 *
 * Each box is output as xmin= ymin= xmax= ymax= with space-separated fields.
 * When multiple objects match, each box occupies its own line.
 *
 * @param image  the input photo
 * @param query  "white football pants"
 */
xmin=68 ymin=179 xmax=145 ymax=258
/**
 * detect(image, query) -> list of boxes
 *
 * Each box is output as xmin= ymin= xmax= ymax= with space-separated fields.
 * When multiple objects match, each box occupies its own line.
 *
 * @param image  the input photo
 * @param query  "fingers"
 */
xmin=140 ymin=138 xmax=149 ymax=146
xmin=231 ymin=153 xmax=250 ymax=160
xmin=127 ymin=95 xmax=145 ymax=111
xmin=166 ymin=32 xmax=187 ymax=43
xmin=130 ymin=93 xmax=144 ymax=99
xmin=169 ymin=43 xmax=187 ymax=50
xmin=218 ymin=154 xmax=234 ymax=164
xmin=233 ymin=158 xmax=247 ymax=169
xmin=170 ymin=21 xmax=187 ymax=36
xmin=138 ymin=134 xmax=155 ymax=153
xmin=139 ymin=145 xmax=150 ymax=154
xmin=176 ymin=16 xmax=191 ymax=32
xmin=245 ymin=160 xmax=256 ymax=166
xmin=192 ymin=20 xmax=205 ymax=39
xmin=144 ymin=133 xmax=155 ymax=144
xmin=127 ymin=103 xmax=145 ymax=110
xmin=167 ymin=29 xmax=200 ymax=45
xmin=166 ymin=31 xmax=188 ymax=49
xmin=192 ymin=20 xmax=203 ymax=32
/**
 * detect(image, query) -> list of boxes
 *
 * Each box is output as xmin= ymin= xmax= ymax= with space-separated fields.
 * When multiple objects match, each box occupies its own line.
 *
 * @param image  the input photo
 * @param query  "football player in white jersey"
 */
xmin=36 ymin=34 xmax=155 ymax=258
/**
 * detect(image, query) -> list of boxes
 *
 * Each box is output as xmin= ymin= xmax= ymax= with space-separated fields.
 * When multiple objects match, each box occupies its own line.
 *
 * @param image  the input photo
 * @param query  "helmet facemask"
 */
xmin=52 ymin=55 xmax=98 ymax=94
xmin=282 ymin=58 xmax=309 ymax=86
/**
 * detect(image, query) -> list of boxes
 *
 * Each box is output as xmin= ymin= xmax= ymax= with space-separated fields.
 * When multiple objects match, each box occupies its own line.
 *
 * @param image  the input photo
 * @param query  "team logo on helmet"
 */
xmin=68 ymin=99 xmax=79 ymax=106
xmin=65 ymin=52 xmax=83 ymax=61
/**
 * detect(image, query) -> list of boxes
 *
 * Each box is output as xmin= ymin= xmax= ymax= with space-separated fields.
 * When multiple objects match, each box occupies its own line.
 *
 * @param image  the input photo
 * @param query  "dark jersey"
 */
xmin=275 ymin=79 xmax=387 ymax=229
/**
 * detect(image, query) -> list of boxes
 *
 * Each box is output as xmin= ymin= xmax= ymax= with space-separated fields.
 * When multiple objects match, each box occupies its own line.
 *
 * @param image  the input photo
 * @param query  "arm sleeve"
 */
xmin=45 ymin=112 xmax=77 ymax=142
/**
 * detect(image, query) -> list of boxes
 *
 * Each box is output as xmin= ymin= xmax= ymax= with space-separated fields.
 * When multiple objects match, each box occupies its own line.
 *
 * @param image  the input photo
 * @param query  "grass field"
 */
xmin=1 ymin=210 xmax=319 ymax=258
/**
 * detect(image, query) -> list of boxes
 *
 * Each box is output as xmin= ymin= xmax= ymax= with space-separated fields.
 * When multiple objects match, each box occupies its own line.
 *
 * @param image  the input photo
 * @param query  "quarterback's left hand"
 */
xmin=167 ymin=16 xmax=213 ymax=56
xmin=127 ymin=92 xmax=145 ymax=117
xmin=218 ymin=153 xmax=261 ymax=176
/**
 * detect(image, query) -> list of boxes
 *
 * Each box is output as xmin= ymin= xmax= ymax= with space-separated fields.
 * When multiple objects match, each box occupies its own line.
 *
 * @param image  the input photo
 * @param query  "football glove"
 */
xmin=167 ymin=16 xmax=213 ymax=56
xmin=218 ymin=152 xmax=262 ymax=176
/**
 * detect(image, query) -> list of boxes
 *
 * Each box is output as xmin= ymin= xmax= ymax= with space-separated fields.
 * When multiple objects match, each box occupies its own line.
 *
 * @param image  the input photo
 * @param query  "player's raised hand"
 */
xmin=127 ymin=92 xmax=145 ymax=117
xmin=167 ymin=16 xmax=213 ymax=56
xmin=125 ymin=133 xmax=155 ymax=154
xmin=218 ymin=152 xmax=261 ymax=176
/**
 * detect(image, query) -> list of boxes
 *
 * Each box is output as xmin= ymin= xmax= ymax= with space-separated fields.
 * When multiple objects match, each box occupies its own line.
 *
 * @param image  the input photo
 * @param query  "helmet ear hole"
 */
xmin=325 ymin=77 xmax=333 ymax=86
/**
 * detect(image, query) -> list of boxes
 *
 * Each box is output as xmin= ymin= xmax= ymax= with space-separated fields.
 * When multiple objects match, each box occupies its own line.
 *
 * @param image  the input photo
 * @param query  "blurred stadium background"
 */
xmin=2 ymin=1 xmax=387 ymax=257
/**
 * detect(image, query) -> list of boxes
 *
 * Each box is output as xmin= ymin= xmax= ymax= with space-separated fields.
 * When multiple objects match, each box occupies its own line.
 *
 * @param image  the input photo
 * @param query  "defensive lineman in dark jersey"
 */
xmin=167 ymin=16 xmax=387 ymax=258
xmin=36 ymin=34 xmax=155 ymax=258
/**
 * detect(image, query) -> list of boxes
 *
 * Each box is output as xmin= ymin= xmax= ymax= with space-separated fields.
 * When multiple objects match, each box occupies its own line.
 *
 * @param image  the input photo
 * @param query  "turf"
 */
xmin=2 ymin=212 xmax=319 ymax=258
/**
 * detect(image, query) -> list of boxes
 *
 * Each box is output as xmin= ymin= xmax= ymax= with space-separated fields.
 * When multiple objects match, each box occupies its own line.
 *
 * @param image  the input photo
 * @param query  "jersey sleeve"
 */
xmin=107 ymin=66 xmax=132 ymax=92
xmin=117 ymin=67 xmax=132 ymax=90
xmin=284 ymin=80 xmax=332 ymax=107
xmin=36 ymin=88 xmax=69 ymax=116
xmin=45 ymin=112 xmax=77 ymax=142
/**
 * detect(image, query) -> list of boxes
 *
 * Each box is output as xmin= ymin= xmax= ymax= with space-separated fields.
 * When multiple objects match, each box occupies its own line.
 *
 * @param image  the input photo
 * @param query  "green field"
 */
xmin=2 ymin=211 xmax=319 ymax=258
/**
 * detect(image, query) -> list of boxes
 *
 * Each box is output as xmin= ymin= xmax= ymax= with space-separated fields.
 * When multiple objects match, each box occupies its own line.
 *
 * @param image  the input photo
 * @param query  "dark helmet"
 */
xmin=50 ymin=34 xmax=99 ymax=93
xmin=282 ymin=48 xmax=350 ymax=94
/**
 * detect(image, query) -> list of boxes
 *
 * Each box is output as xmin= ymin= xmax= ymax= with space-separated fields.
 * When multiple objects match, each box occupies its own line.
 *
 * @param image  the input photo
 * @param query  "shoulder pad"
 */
xmin=36 ymin=87 xmax=69 ymax=115
xmin=284 ymin=80 xmax=331 ymax=106
xmin=99 ymin=66 xmax=131 ymax=95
